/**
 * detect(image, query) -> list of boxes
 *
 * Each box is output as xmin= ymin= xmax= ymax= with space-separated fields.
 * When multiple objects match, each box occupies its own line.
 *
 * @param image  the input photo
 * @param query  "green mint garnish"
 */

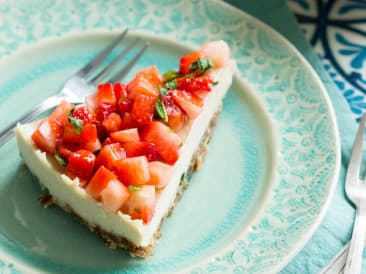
xmin=189 ymin=57 xmax=213 ymax=75
xmin=163 ymin=70 xmax=182 ymax=83
xmin=213 ymin=80 xmax=219 ymax=86
xmin=157 ymin=85 xmax=168 ymax=96
xmin=164 ymin=80 xmax=178 ymax=90
xmin=155 ymin=97 xmax=168 ymax=123
xmin=55 ymin=152 xmax=67 ymax=167
xmin=129 ymin=185 xmax=142 ymax=191
xmin=68 ymin=109 xmax=83 ymax=134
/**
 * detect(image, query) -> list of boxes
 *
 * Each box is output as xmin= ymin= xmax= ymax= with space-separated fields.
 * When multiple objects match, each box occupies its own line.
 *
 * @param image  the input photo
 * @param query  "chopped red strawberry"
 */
xmin=80 ymin=124 xmax=101 ymax=152
xmin=31 ymin=118 xmax=63 ymax=154
xmin=97 ymin=83 xmax=117 ymax=106
xmin=179 ymin=51 xmax=202 ymax=74
xmin=66 ymin=149 xmax=96 ymax=186
xmin=96 ymin=143 xmax=126 ymax=171
xmin=70 ymin=105 xmax=96 ymax=124
xmin=122 ymin=185 xmax=155 ymax=223
xmin=95 ymin=102 xmax=116 ymax=122
xmin=102 ymin=112 xmax=122 ymax=133
xmin=135 ymin=66 xmax=163 ymax=86
xmin=86 ymin=165 xmax=116 ymax=199
xmin=110 ymin=128 xmax=140 ymax=143
xmin=122 ymin=141 xmax=161 ymax=161
xmin=161 ymin=96 xmax=186 ymax=131
xmin=140 ymin=121 xmax=181 ymax=164
xmin=176 ymin=75 xmax=214 ymax=93
xmin=127 ymin=75 xmax=159 ymax=99
xmin=170 ymin=89 xmax=203 ymax=119
xmin=120 ymin=112 xmax=140 ymax=130
xmin=131 ymin=93 xmax=157 ymax=126
xmin=113 ymin=82 xmax=127 ymax=100
xmin=50 ymin=100 xmax=75 ymax=125
xmin=57 ymin=143 xmax=80 ymax=160
xmin=148 ymin=161 xmax=173 ymax=189
xmin=116 ymin=156 xmax=150 ymax=186
xmin=100 ymin=179 xmax=130 ymax=213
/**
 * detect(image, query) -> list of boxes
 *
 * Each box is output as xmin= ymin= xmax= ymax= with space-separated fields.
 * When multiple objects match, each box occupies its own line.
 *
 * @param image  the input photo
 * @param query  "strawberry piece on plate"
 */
xmin=100 ymin=178 xmax=130 ymax=213
xmin=122 ymin=185 xmax=155 ymax=224
xmin=140 ymin=121 xmax=181 ymax=164
xmin=96 ymin=143 xmax=126 ymax=171
xmin=110 ymin=128 xmax=140 ymax=143
xmin=31 ymin=118 xmax=63 ymax=155
xmin=66 ymin=149 xmax=96 ymax=186
xmin=170 ymin=89 xmax=203 ymax=120
xmin=116 ymin=156 xmax=150 ymax=186
xmin=161 ymin=96 xmax=186 ymax=131
xmin=179 ymin=51 xmax=202 ymax=75
xmin=131 ymin=93 xmax=157 ymax=126
xmin=122 ymin=141 xmax=161 ymax=161
xmin=148 ymin=161 xmax=173 ymax=189
xmin=86 ymin=165 xmax=116 ymax=199
xmin=102 ymin=112 xmax=123 ymax=133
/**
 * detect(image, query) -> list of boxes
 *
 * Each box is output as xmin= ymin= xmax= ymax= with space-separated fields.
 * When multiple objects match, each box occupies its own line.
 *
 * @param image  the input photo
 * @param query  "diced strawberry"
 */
xmin=97 ymin=83 xmax=117 ymax=106
xmin=113 ymin=82 xmax=127 ymax=101
xmin=96 ymin=143 xmax=126 ymax=171
xmin=110 ymin=128 xmax=140 ymax=143
xmin=170 ymin=89 xmax=203 ymax=119
xmin=179 ymin=51 xmax=202 ymax=74
xmin=122 ymin=185 xmax=155 ymax=223
xmin=116 ymin=156 xmax=150 ymax=186
xmin=57 ymin=143 xmax=80 ymax=160
xmin=70 ymin=105 xmax=96 ymax=124
xmin=140 ymin=121 xmax=181 ymax=164
xmin=100 ymin=179 xmax=130 ymax=213
xmin=66 ymin=149 xmax=96 ymax=186
xmin=102 ymin=112 xmax=122 ymax=133
xmin=62 ymin=121 xmax=82 ymax=144
xmin=50 ymin=100 xmax=75 ymax=125
xmin=161 ymin=96 xmax=186 ymax=131
xmin=80 ymin=124 xmax=101 ymax=152
xmin=127 ymin=75 xmax=159 ymax=100
xmin=96 ymin=103 xmax=116 ymax=122
xmin=135 ymin=66 xmax=163 ymax=86
xmin=200 ymin=40 xmax=230 ymax=68
xmin=176 ymin=75 xmax=214 ymax=93
xmin=122 ymin=141 xmax=161 ymax=161
xmin=31 ymin=118 xmax=63 ymax=154
xmin=148 ymin=161 xmax=173 ymax=189
xmin=86 ymin=165 xmax=116 ymax=199
xmin=120 ymin=112 xmax=140 ymax=130
xmin=131 ymin=93 xmax=157 ymax=126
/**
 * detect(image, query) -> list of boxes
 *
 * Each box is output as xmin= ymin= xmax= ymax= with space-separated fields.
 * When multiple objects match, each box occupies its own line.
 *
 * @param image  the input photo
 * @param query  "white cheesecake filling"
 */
xmin=15 ymin=62 xmax=234 ymax=247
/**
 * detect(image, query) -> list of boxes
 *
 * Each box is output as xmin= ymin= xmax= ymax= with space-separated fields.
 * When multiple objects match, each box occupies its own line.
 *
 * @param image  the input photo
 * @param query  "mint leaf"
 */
xmin=164 ymin=80 xmax=178 ymax=90
xmin=55 ymin=152 xmax=67 ymax=167
xmin=163 ymin=70 xmax=182 ymax=83
xmin=157 ymin=85 xmax=168 ymax=96
xmin=155 ymin=97 xmax=168 ymax=123
xmin=128 ymin=185 xmax=142 ymax=191
xmin=68 ymin=109 xmax=83 ymax=135
xmin=189 ymin=57 xmax=213 ymax=74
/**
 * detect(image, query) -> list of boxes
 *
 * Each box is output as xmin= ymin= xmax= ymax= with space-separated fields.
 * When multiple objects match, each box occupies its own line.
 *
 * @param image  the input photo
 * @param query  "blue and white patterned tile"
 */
xmin=288 ymin=0 xmax=366 ymax=121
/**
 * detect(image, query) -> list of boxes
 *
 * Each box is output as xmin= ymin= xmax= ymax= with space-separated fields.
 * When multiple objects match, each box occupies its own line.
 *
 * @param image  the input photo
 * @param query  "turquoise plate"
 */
xmin=0 ymin=1 xmax=340 ymax=273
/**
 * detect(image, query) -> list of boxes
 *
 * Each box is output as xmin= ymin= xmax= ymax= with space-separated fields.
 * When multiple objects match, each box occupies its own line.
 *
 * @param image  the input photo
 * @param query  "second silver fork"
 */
xmin=0 ymin=28 xmax=149 ymax=146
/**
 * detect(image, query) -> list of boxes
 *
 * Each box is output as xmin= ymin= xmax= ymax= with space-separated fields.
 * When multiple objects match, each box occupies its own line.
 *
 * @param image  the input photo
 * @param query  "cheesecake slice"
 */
xmin=15 ymin=40 xmax=234 ymax=257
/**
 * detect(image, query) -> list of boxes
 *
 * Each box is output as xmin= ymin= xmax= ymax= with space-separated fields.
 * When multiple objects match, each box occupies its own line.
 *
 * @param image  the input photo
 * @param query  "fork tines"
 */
xmin=77 ymin=28 xmax=149 ymax=85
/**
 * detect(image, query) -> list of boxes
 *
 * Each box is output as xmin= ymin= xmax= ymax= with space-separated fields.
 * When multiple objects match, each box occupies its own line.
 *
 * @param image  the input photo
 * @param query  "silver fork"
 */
xmin=343 ymin=113 xmax=366 ymax=274
xmin=0 ymin=28 xmax=149 ymax=146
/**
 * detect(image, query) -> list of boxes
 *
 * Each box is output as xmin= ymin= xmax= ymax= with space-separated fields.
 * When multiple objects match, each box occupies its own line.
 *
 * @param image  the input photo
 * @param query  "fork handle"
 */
xmin=0 ymin=95 xmax=62 ymax=146
xmin=344 ymin=202 xmax=366 ymax=274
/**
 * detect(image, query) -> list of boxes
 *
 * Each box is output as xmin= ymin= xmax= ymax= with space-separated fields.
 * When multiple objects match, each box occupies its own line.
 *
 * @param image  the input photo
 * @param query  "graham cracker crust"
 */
xmin=34 ymin=106 xmax=222 ymax=258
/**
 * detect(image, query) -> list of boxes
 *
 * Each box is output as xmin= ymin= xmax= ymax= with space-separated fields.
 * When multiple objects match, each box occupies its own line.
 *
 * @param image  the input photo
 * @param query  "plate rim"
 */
xmin=0 ymin=0 xmax=341 ymax=273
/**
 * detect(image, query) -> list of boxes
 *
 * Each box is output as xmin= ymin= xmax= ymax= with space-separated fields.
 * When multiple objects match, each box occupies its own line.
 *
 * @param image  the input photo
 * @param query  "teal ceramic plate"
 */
xmin=0 ymin=1 xmax=340 ymax=273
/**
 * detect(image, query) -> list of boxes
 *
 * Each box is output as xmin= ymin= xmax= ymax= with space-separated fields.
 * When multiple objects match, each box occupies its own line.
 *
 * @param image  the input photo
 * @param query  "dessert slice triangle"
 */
xmin=15 ymin=40 xmax=235 ymax=257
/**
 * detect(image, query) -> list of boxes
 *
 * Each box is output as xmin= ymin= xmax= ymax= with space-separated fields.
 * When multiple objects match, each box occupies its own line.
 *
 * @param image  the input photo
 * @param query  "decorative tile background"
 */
xmin=288 ymin=0 xmax=366 ymax=121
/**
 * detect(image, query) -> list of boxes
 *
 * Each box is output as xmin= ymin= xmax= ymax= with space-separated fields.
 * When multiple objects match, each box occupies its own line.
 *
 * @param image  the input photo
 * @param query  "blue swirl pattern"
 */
xmin=288 ymin=0 xmax=366 ymax=121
